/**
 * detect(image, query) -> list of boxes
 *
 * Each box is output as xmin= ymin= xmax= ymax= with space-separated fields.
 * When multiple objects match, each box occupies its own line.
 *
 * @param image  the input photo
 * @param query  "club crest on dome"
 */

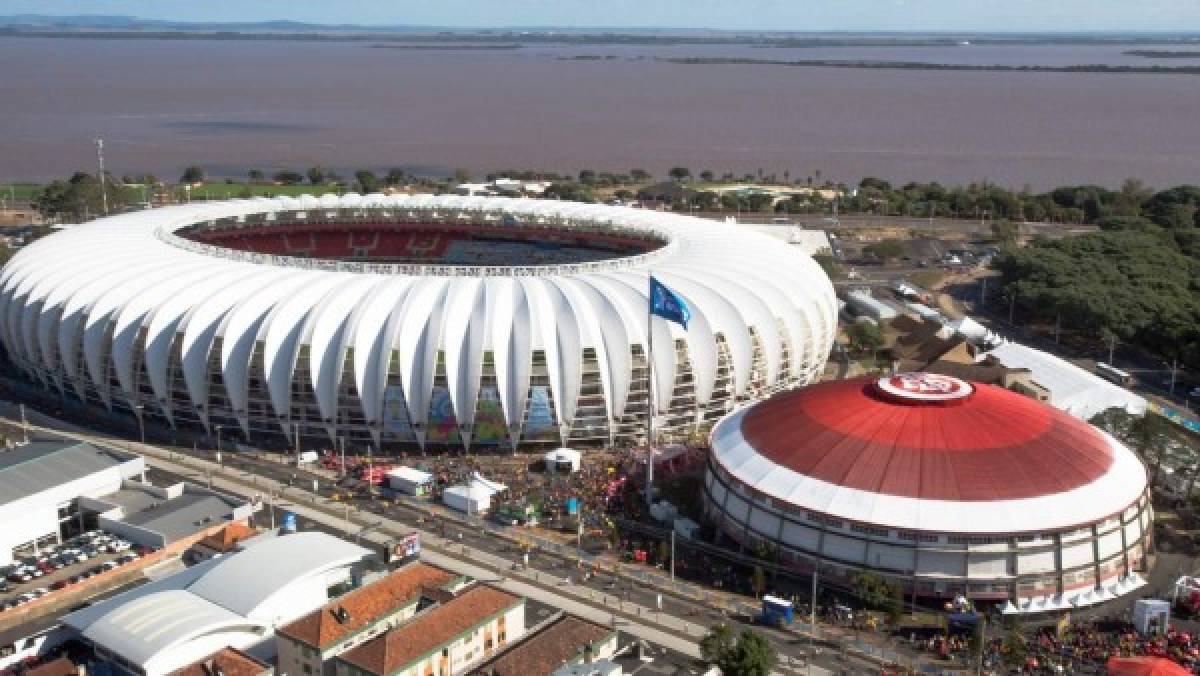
xmin=876 ymin=373 xmax=973 ymax=402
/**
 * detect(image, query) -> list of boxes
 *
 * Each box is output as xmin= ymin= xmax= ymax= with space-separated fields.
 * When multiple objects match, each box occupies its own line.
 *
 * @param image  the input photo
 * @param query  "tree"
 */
xmin=846 ymin=321 xmax=884 ymax=356
xmin=655 ymin=541 xmax=670 ymax=567
xmin=180 ymin=166 xmax=204 ymax=184
xmin=33 ymin=172 xmax=132 ymax=221
xmin=750 ymin=565 xmax=767 ymax=598
xmin=699 ymin=170 xmax=715 ymax=182
xmin=355 ymin=170 xmax=381 ymax=193
xmin=700 ymin=624 xmax=736 ymax=665
xmin=702 ymin=625 xmax=777 ymax=676
xmin=273 ymin=170 xmax=304 ymax=185
xmin=813 ymin=253 xmax=843 ymax=279
xmin=630 ymin=168 xmax=651 ymax=182
xmin=863 ymin=239 xmax=905 ymax=261
xmin=1001 ymin=618 xmax=1027 ymax=668
xmin=668 ymin=167 xmax=691 ymax=182
xmin=990 ymin=220 xmax=1020 ymax=247
xmin=1131 ymin=413 xmax=1173 ymax=491
xmin=307 ymin=166 xmax=326 ymax=185
xmin=452 ymin=168 xmax=471 ymax=184
xmin=247 ymin=169 xmax=264 ymax=183
xmin=385 ymin=168 xmax=407 ymax=186
xmin=578 ymin=169 xmax=596 ymax=185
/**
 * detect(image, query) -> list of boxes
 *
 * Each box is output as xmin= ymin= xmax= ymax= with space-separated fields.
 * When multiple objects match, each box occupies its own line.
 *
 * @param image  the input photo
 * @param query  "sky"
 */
xmin=4 ymin=0 xmax=1200 ymax=32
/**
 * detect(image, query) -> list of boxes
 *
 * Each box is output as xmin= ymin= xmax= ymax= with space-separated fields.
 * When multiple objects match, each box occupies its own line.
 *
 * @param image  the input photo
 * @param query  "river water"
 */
xmin=2 ymin=37 xmax=1198 ymax=188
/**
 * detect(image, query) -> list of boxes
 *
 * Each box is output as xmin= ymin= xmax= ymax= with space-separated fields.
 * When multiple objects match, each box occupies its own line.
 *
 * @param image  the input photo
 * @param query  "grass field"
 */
xmin=0 ymin=184 xmax=44 ymax=201
xmin=185 ymin=183 xmax=349 ymax=199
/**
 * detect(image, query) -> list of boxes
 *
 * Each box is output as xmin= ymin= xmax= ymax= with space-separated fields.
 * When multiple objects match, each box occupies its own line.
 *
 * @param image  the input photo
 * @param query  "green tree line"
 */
xmin=994 ymin=185 xmax=1200 ymax=369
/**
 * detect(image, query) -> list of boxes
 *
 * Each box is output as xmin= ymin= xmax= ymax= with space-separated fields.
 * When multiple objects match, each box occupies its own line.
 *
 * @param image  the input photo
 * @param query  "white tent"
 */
xmin=386 ymin=466 xmax=434 ymax=496
xmin=544 ymin=448 xmax=582 ymax=473
xmin=443 ymin=483 xmax=494 ymax=514
xmin=470 ymin=472 xmax=507 ymax=495
xmin=981 ymin=342 xmax=1146 ymax=420
xmin=1001 ymin=600 xmax=1019 ymax=615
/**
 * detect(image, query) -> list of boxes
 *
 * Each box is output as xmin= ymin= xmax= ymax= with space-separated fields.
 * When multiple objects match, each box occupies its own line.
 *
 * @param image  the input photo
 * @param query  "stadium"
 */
xmin=704 ymin=373 xmax=1153 ymax=608
xmin=0 ymin=194 xmax=837 ymax=452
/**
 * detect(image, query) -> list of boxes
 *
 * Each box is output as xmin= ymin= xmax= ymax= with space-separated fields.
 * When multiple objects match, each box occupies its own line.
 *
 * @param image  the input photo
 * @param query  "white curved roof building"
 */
xmin=64 ymin=531 xmax=371 ymax=676
xmin=0 ymin=195 xmax=836 ymax=452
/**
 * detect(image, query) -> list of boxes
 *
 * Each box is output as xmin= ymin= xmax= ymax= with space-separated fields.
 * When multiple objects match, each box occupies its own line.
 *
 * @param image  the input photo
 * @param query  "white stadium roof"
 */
xmin=0 ymin=194 xmax=837 ymax=449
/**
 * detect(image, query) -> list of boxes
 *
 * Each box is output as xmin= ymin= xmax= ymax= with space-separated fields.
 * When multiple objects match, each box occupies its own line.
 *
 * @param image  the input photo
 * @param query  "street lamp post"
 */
xmin=134 ymin=404 xmax=146 ymax=445
xmin=214 ymin=424 xmax=223 ymax=455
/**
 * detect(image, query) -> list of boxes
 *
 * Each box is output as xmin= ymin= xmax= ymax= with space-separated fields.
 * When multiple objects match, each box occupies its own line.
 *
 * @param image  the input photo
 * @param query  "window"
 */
xmin=850 ymin=524 xmax=890 ymax=537
xmin=302 ymin=665 xmax=312 ymax=675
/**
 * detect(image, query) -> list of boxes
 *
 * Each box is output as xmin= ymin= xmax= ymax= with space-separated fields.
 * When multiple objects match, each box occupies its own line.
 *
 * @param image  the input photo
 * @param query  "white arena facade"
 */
xmin=704 ymin=373 xmax=1153 ymax=608
xmin=0 ymin=194 xmax=837 ymax=452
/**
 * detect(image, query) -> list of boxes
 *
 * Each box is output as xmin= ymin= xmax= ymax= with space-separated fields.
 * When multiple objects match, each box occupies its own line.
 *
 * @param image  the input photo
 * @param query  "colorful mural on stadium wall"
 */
xmin=426 ymin=387 xmax=461 ymax=444
xmin=473 ymin=387 xmax=507 ymax=445
xmin=382 ymin=385 xmax=414 ymax=441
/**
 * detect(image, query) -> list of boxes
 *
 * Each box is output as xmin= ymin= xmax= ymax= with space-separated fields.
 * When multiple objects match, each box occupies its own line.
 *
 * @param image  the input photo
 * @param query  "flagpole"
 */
xmin=646 ymin=272 xmax=655 ymax=508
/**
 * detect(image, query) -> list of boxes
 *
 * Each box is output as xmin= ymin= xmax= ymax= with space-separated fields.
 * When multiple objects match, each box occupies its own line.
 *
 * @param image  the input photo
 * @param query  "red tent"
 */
xmin=1107 ymin=657 xmax=1192 ymax=676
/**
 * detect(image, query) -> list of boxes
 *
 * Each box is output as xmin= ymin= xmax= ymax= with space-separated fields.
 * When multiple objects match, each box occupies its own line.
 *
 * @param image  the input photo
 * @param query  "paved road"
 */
xmin=4 ymin=404 xmax=904 ymax=675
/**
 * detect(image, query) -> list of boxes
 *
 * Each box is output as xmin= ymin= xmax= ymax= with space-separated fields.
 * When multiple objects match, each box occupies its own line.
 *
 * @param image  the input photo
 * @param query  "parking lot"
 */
xmin=0 ymin=530 xmax=150 ymax=614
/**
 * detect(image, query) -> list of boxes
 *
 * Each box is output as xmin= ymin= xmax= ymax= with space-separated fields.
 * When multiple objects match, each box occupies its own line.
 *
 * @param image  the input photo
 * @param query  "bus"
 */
xmin=1096 ymin=362 xmax=1134 ymax=387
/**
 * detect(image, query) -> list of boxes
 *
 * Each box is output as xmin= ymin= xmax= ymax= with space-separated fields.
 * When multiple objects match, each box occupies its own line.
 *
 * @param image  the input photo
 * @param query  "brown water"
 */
xmin=2 ymin=37 xmax=1199 ymax=189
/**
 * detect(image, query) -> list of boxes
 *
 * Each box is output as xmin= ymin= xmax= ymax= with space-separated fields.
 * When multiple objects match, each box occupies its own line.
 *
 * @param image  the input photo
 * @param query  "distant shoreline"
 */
xmin=661 ymin=57 xmax=1200 ymax=75
xmin=1123 ymin=49 xmax=1200 ymax=58
xmin=2 ymin=28 xmax=1200 ymax=49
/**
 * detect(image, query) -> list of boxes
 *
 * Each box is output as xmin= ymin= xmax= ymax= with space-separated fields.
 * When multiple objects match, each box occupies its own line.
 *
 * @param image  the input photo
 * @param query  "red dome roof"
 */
xmin=739 ymin=374 xmax=1114 ymax=502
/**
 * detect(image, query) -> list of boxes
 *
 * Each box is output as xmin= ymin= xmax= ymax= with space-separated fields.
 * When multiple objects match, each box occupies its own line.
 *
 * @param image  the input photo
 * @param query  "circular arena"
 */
xmin=704 ymin=373 xmax=1152 ymax=608
xmin=0 ymin=194 xmax=837 ymax=452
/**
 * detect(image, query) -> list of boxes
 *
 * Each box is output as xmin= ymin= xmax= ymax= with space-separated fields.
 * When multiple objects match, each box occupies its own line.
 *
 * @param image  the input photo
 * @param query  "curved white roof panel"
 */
xmin=188 ymin=530 xmax=370 ymax=618
xmin=0 ymin=195 xmax=837 ymax=450
xmin=80 ymin=589 xmax=263 ymax=669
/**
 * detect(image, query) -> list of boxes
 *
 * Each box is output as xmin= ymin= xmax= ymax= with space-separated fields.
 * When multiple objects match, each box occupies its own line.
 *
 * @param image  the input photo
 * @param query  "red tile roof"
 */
xmin=468 ymin=614 xmax=612 ymax=676
xmin=196 ymin=522 xmax=256 ymax=553
xmin=278 ymin=562 xmax=457 ymax=649
xmin=24 ymin=658 xmax=81 ymax=676
xmin=166 ymin=647 xmax=268 ymax=676
xmin=339 ymin=585 xmax=522 ymax=675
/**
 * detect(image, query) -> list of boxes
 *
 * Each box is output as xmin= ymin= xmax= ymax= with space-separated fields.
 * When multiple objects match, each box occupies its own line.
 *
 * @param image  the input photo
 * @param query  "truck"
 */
xmin=760 ymin=595 xmax=794 ymax=627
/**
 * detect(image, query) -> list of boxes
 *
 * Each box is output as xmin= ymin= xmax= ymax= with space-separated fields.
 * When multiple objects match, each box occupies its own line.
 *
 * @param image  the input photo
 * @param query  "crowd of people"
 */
xmin=911 ymin=619 xmax=1200 ymax=674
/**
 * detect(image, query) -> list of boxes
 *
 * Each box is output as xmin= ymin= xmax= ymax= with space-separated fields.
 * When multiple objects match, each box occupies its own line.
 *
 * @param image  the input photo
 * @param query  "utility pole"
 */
xmin=645 ymin=286 xmax=656 ymax=508
xmin=979 ymin=276 xmax=987 ymax=306
xmin=339 ymin=436 xmax=346 ymax=479
xmin=670 ymin=529 xmax=676 ymax=581
xmin=1170 ymin=358 xmax=1179 ymax=396
xmin=809 ymin=559 xmax=819 ymax=676
xmin=19 ymin=403 xmax=28 ymax=444
xmin=95 ymin=138 xmax=109 ymax=216
xmin=135 ymin=404 xmax=145 ymax=445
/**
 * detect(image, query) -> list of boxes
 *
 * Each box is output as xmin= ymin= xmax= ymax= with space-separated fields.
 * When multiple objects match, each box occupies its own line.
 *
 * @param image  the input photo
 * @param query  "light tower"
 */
xmin=95 ymin=138 xmax=109 ymax=216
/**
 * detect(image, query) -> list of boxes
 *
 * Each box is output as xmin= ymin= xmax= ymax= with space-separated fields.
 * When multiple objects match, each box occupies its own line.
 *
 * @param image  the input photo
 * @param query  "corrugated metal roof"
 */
xmin=187 ymin=531 xmax=370 ymax=618
xmin=0 ymin=441 xmax=139 ymax=505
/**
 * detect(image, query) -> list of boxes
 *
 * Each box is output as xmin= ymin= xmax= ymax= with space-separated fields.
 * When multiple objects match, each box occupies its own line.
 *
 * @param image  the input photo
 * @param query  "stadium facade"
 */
xmin=704 ymin=373 xmax=1152 ymax=606
xmin=0 ymin=194 xmax=837 ymax=452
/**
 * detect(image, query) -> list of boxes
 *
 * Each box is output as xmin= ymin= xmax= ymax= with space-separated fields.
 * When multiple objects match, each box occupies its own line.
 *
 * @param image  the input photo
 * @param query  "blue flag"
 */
xmin=649 ymin=276 xmax=690 ymax=329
